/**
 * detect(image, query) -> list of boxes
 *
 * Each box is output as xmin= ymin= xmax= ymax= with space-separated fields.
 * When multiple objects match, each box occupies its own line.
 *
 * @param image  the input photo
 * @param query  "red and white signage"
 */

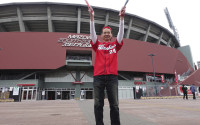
xmin=58 ymin=35 xmax=92 ymax=47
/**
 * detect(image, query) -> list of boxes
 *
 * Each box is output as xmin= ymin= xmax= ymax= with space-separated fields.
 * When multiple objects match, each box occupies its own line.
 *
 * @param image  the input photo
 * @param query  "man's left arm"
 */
xmin=117 ymin=6 xmax=125 ymax=44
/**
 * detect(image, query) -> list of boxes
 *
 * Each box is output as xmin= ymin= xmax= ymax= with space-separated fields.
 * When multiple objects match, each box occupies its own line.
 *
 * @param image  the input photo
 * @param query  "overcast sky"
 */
xmin=0 ymin=0 xmax=200 ymax=64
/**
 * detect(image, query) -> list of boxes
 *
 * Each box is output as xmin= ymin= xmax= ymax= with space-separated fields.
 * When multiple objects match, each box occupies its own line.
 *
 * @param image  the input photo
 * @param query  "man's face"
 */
xmin=101 ymin=28 xmax=113 ymax=42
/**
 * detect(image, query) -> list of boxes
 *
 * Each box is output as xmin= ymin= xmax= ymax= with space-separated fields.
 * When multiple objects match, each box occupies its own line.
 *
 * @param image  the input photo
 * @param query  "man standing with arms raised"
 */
xmin=88 ymin=5 xmax=126 ymax=125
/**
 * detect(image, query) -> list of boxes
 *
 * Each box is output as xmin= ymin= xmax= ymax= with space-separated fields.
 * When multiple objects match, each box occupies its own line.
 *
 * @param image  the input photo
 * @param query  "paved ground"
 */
xmin=0 ymin=98 xmax=200 ymax=125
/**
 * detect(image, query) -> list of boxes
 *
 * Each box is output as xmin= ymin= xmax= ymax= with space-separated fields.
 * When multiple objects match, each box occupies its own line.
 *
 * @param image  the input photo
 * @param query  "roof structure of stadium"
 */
xmin=0 ymin=2 xmax=179 ymax=48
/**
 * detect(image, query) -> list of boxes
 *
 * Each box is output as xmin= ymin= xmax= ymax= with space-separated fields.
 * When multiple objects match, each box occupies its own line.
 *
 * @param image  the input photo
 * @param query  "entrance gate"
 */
xmin=21 ymin=87 xmax=37 ymax=100
xmin=39 ymin=88 xmax=76 ymax=100
xmin=46 ymin=90 xmax=75 ymax=100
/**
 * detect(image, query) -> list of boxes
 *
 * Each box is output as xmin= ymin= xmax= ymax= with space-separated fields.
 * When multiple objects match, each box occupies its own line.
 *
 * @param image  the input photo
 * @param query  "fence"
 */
xmin=137 ymin=84 xmax=200 ymax=98
xmin=136 ymin=84 xmax=180 ymax=98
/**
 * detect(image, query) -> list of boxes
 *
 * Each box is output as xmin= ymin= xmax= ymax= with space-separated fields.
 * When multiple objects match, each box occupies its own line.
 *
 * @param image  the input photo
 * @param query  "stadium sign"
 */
xmin=58 ymin=35 xmax=92 ymax=48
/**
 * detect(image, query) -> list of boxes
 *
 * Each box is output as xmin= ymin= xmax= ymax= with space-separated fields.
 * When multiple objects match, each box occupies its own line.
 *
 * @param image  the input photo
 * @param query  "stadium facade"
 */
xmin=0 ymin=2 xmax=194 ymax=101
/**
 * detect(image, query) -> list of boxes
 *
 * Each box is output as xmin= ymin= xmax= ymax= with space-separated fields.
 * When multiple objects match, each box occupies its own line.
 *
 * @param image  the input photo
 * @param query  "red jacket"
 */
xmin=91 ymin=39 xmax=123 ymax=76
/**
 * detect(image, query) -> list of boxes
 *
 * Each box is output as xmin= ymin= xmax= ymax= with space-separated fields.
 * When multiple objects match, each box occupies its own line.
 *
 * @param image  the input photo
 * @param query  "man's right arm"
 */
xmin=90 ymin=21 xmax=97 ymax=44
xmin=89 ymin=7 xmax=97 ymax=44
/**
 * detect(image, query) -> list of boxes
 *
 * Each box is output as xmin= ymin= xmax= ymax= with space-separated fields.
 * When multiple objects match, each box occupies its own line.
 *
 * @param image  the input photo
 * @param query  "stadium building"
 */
xmin=0 ymin=2 xmax=195 ymax=101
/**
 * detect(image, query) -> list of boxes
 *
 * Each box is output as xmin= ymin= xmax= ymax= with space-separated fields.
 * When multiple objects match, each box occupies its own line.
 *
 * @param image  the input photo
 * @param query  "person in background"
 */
xmin=199 ymin=86 xmax=200 ymax=94
xmin=190 ymin=84 xmax=196 ymax=99
xmin=182 ymin=84 xmax=188 ymax=99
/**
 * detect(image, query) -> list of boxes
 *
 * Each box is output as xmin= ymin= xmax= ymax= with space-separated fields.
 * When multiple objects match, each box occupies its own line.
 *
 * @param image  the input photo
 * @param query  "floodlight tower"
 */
xmin=164 ymin=7 xmax=180 ymax=45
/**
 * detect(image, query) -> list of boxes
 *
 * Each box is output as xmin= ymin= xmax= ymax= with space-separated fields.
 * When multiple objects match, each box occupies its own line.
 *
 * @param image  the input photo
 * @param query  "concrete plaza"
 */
xmin=0 ymin=98 xmax=199 ymax=125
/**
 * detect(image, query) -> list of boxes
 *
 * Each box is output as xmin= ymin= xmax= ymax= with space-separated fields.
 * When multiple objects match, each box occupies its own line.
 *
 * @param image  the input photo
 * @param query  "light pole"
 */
xmin=0 ymin=48 xmax=2 ymax=99
xmin=148 ymin=54 xmax=157 ymax=95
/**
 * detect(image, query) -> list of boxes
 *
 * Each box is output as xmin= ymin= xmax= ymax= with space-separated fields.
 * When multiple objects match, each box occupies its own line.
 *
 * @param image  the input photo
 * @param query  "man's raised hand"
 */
xmin=85 ymin=0 xmax=94 ymax=21
xmin=119 ymin=6 xmax=126 ymax=19
xmin=88 ymin=6 xmax=94 ymax=16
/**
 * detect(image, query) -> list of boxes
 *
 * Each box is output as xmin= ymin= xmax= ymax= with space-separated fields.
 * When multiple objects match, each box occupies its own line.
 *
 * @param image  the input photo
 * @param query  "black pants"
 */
xmin=93 ymin=75 xmax=120 ymax=125
xmin=192 ymin=92 xmax=196 ymax=99
xmin=183 ymin=92 xmax=188 ymax=99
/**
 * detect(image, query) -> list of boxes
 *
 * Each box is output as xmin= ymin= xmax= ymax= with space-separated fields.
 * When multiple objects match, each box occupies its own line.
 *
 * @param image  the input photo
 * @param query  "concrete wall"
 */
xmin=178 ymin=45 xmax=194 ymax=69
xmin=0 ymin=80 xmax=38 ymax=87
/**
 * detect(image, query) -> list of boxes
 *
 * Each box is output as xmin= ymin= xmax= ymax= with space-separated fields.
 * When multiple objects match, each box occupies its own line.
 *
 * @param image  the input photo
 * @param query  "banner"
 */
xmin=161 ymin=75 xmax=165 ymax=83
xmin=175 ymin=70 xmax=178 ymax=83
xmin=42 ymin=91 xmax=45 ymax=96
xmin=13 ymin=87 xmax=19 ymax=95
xmin=9 ymin=87 xmax=13 ymax=91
